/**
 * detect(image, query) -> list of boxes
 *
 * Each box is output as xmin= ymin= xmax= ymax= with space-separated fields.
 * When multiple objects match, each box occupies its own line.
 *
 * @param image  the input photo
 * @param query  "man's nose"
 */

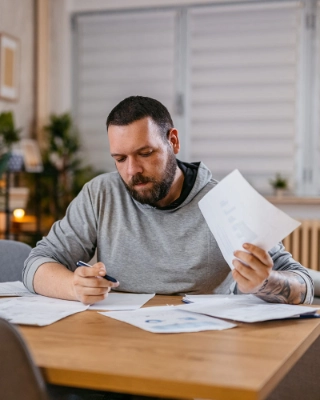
xmin=127 ymin=157 xmax=143 ymax=176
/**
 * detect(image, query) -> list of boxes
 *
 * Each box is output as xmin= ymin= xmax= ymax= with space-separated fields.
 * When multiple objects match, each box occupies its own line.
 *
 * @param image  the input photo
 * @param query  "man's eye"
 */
xmin=115 ymin=158 xmax=126 ymax=163
xmin=140 ymin=152 xmax=152 ymax=157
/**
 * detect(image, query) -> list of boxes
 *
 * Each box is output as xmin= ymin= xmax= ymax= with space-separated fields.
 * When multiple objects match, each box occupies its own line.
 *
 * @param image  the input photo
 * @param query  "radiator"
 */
xmin=282 ymin=220 xmax=320 ymax=271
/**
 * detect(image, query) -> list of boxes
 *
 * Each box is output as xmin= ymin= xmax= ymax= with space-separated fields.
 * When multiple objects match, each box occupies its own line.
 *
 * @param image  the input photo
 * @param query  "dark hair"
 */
xmin=106 ymin=96 xmax=174 ymax=141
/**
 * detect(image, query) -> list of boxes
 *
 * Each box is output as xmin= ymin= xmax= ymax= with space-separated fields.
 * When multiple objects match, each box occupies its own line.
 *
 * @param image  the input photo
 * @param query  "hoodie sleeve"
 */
xmin=269 ymin=242 xmax=314 ymax=304
xmin=23 ymin=183 xmax=98 ymax=293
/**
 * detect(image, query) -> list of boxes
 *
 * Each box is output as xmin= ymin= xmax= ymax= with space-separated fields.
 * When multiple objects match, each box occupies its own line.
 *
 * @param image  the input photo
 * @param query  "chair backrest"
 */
xmin=0 ymin=239 xmax=32 ymax=282
xmin=0 ymin=318 xmax=48 ymax=400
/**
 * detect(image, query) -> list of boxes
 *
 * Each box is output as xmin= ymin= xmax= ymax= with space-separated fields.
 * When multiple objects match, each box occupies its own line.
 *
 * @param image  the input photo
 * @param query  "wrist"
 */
xmin=254 ymin=271 xmax=277 ymax=294
xmin=255 ymin=278 xmax=269 ymax=294
xmin=68 ymin=272 xmax=79 ymax=301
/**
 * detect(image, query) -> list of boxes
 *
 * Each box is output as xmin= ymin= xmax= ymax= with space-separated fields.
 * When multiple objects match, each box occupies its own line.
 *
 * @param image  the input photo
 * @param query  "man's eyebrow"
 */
xmin=111 ymin=146 xmax=152 ymax=157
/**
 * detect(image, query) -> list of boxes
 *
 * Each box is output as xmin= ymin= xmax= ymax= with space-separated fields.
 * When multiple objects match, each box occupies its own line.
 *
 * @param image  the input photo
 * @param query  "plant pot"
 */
xmin=0 ymin=152 xmax=11 ymax=178
xmin=274 ymin=188 xmax=286 ymax=198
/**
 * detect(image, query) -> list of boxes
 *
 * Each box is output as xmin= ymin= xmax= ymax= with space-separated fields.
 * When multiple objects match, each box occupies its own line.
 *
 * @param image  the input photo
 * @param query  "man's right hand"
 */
xmin=73 ymin=262 xmax=119 ymax=305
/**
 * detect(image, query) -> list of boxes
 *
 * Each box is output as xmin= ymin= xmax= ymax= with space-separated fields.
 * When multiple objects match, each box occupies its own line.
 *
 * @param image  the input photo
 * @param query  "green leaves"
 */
xmin=269 ymin=173 xmax=288 ymax=189
xmin=0 ymin=111 xmax=21 ymax=153
xmin=45 ymin=113 xmax=80 ymax=161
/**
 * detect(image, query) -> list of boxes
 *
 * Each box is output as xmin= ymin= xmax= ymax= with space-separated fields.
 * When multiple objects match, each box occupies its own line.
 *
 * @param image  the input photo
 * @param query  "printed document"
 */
xmin=0 ymin=296 xmax=89 ymax=326
xmin=177 ymin=296 xmax=320 ymax=323
xmin=89 ymin=293 xmax=155 ymax=310
xmin=198 ymin=169 xmax=300 ymax=269
xmin=100 ymin=305 xmax=237 ymax=333
xmin=0 ymin=281 xmax=36 ymax=297
xmin=183 ymin=294 xmax=245 ymax=304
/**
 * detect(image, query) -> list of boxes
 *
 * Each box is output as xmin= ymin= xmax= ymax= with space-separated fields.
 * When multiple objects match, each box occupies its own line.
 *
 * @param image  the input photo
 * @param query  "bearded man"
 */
xmin=23 ymin=96 xmax=313 ymax=305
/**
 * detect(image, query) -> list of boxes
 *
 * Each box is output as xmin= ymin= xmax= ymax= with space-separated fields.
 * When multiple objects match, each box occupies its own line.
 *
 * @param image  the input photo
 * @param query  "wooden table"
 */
xmin=18 ymin=296 xmax=320 ymax=400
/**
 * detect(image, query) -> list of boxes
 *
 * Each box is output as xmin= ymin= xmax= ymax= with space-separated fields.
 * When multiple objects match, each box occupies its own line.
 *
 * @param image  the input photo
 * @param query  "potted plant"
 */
xmin=26 ymin=112 xmax=100 ymax=232
xmin=269 ymin=173 xmax=288 ymax=197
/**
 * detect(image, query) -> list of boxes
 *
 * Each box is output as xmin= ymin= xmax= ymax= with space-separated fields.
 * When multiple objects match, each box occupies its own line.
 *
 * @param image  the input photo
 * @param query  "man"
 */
xmin=23 ymin=96 xmax=313 ymax=305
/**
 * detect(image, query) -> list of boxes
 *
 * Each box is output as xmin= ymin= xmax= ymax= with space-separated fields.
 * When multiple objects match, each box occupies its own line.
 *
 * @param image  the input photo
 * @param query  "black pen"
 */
xmin=76 ymin=261 xmax=118 ymax=283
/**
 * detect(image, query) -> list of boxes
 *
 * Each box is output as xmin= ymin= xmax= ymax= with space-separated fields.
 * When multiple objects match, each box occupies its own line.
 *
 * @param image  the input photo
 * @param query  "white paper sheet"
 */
xmin=100 ymin=305 xmax=237 ymax=333
xmin=183 ymin=294 xmax=263 ymax=304
xmin=0 ymin=281 xmax=36 ymax=297
xmin=177 ymin=296 xmax=320 ymax=323
xmin=0 ymin=296 xmax=89 ymax=326
xmin=198 ymin=169 xmax=300 ymax=269
xmin=89 ymin=293 xmax=155 ymax=310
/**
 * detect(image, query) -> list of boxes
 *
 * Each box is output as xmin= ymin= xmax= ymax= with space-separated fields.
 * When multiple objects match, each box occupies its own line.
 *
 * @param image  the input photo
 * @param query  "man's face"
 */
xmin=108 ymin=117 xmax=179 ymax=206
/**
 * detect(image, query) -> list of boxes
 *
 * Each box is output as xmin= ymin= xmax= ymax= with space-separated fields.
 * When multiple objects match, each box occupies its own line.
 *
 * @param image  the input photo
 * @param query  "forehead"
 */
xmin=108 ymin=117 xmax=163 ymax=154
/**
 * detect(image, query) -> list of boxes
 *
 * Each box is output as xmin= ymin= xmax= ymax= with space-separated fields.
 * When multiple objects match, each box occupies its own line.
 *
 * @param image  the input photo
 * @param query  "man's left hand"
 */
xmin=232 ymin=243 xmax=273 ymax=294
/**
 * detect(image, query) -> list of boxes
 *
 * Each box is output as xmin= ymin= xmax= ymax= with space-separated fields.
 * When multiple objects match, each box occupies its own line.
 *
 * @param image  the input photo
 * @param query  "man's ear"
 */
xmin=167 ymin=128 xmax=180 ymax=154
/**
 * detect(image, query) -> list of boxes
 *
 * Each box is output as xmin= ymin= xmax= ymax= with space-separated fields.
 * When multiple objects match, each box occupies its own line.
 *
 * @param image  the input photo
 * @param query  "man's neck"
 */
xmin=155 ymin=166 xmax=184 ymax=208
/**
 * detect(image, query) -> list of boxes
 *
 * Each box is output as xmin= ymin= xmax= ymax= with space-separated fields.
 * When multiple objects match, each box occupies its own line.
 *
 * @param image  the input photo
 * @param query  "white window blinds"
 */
xmin=73 ymin=10 xmax=177 ymax=172
xmin=188 ymin=2 xmax=302 ymax=193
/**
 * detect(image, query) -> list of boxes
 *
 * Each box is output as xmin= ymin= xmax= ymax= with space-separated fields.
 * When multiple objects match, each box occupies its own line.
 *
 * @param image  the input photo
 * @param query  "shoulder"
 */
xmin=78 ymin=171 xmax=127 ymax=204
xmin=84 ymin=171 xmax=122 ymax=191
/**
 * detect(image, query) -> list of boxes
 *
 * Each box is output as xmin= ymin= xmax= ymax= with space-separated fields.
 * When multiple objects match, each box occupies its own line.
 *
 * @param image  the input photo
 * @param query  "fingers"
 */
xmin=76 ymin=262 xmax=106 ymax=278
xmin=232 ymin=268 xmax=251 ymax=291
xmin=241 ymin=243 xmax=273 ymax=267
xmin=73 ymin=262 xmax=119 ymax=304
xmin=232 ymin=243 xmax=273 ymax=294
xmin=233 ymin=244 xmax=273 ymax=271
xmin=75 ymin=263 xmax=119 ymax=287
xmin=81 ymin=294 xmax=109 ymax=305
xmin=81 ymin=286 xmax=111 ymax=296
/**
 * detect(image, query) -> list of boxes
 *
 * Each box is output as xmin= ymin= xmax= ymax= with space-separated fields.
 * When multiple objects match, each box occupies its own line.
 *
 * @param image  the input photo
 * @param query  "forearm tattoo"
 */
xmin=254 ymin=272 xmax=307 ymax=304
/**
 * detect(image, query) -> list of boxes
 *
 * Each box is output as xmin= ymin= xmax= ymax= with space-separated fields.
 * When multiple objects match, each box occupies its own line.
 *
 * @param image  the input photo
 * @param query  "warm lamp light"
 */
xmin=13 ymin=208 xmax=25 ymax=219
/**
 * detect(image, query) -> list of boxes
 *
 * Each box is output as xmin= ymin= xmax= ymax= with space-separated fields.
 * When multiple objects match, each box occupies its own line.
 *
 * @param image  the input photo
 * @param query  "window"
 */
xmin=73 ymin=9 xmax=178 ymax=172
xmin=188 ymin=2 xmax=302 ymax=193
xmin=73 ymin=1 xmax=319 ymax=195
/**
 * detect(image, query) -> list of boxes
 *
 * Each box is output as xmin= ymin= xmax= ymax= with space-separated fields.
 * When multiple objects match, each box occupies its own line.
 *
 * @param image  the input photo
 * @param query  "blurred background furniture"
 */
xmin=0 ymin=239 xmax=31 ymax=282
xmin=0 ymin=317 xmax=48 ymax=400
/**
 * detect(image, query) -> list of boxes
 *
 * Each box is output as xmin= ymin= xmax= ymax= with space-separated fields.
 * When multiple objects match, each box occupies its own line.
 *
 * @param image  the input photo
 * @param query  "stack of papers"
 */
xmin=0 ymin=283 xmax=156 ymax=326
xmin=100 ymin=295 xmax=319 ymax=332
xmin=1 ymin=280 xmax=318 ymax=330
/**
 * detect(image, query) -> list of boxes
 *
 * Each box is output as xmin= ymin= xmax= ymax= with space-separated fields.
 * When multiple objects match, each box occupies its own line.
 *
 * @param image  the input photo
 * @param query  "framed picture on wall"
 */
xmin=0 ymin=33 xmax=20 ymax=101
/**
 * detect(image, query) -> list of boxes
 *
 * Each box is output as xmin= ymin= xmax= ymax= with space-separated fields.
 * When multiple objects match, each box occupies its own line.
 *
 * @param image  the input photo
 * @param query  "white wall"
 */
xmin=0 ymin=0 xmax=35 ymax=138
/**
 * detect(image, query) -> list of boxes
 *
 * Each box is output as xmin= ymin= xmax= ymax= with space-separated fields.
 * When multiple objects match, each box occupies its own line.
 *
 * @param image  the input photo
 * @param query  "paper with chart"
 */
xmin=100 ymin=305 xmax=237 ymax=333
xmin=0 ymin=281 xmax=36 ymax=297
xmin=198 ymin=169 xmax=300 ymax=269
xmin=89 ymin=292 xmax=155 ymax=310
xmin=0 ymin=296 xmax=89 ymax=326
xmin=177 ymin=296 xmax=320 ymax=323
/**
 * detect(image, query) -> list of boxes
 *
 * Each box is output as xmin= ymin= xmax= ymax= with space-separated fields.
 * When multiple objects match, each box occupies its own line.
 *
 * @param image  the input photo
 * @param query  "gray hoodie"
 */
xmin=23 ymin=162 xmax=313 ymax=303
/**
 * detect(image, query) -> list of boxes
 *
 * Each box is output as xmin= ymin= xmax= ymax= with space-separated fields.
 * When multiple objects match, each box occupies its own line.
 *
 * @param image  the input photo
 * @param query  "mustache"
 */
xmin=130 ymin=174 xmax=155 ymax=186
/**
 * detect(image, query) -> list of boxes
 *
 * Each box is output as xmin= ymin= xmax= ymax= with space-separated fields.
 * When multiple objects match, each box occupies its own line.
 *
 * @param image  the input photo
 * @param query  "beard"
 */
xmin=121 ymin=149 xmax=177 ymax=206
